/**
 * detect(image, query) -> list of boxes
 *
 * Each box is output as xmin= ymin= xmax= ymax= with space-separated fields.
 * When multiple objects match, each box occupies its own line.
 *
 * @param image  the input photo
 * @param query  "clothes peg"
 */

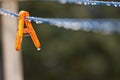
xmin=15 ymin=11 xmax=41 ymax=51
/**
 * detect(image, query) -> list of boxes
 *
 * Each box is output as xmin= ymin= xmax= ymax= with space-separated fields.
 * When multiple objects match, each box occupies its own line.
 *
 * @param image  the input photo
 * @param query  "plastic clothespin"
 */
xmin=15 ymin=11 xmax=41 ymax=51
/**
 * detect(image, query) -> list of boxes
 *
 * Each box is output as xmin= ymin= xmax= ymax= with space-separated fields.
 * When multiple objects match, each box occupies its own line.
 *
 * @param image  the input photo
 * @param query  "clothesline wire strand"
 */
xmin=55 ymin=0 xmax=120 ymax=7
xmin=0 ymin=8 xmax=120 ymax=33
xmin=1 ymin=0 xmax=120 ymax=7
xmin=17 ymin=0 xmax=120 ymax=7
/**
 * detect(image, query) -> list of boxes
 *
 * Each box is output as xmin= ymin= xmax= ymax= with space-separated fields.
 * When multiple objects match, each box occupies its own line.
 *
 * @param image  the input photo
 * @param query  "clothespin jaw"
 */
xmin=25 ymin=20 xmax=41 ymax=50
xmin=15 ymin=11 xmax=41 ymax=51
xmin=15 ymin=11 xmax=25 ymax=51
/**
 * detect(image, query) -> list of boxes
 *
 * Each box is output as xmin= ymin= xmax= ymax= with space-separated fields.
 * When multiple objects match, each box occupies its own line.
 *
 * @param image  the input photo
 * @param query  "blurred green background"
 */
xmin=19 ymin=1 xmax=120 ymax=80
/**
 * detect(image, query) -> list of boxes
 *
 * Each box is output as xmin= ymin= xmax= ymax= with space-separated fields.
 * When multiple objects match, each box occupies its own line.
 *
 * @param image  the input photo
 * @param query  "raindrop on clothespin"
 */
xmin=37 ymin=48 xmax=41 ymax=51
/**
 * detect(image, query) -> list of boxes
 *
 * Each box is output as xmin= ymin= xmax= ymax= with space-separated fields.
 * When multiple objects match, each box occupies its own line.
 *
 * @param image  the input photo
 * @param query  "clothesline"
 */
xmin=54 ymin=0 xmax=120 ymax=7
xmin=0 ymin=8 xmax=120 ymax=33
xmin=29 ymin=0 xmax=120 ymax=7
xmin=11 ymin=0 xmax=120 ymax=7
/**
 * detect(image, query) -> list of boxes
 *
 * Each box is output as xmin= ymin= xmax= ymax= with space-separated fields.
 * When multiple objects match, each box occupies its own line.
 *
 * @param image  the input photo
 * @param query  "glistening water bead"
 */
xmin=37 ymin=48 xmax=41 ymax=51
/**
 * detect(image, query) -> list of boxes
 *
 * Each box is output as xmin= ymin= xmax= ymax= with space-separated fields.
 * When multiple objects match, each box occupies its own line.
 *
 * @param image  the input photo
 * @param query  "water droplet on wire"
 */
xmin=114 ymin=4 xmax=118 ymax=7
xmin=106 ymin=4 xmax=110 ymax=6
xmin=35 ymin=20 xmax=39 ymax=24
xmin=11 ymin=15 xmax=15 ymax=17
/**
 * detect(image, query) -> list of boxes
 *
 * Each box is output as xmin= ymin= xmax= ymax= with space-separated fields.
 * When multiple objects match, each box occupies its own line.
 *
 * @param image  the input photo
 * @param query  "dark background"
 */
xmin=18 ymin=1 xmax=120 ymax=80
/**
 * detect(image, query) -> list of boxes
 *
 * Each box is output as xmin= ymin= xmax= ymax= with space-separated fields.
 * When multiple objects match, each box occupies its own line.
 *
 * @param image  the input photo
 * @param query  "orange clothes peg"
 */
xmin=15 ymin=11 xmax=41 ymax=51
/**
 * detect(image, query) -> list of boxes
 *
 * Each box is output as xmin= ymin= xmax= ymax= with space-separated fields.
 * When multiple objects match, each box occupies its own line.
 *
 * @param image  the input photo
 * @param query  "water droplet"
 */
xmin=114 ymin=4 xmax=118 ymax=7
xmin=38 ymin=21 xmax=43 ymax=24
xmin=37 ymin=48 xmax=41 ymax=51
xmin=84 ymin=2 xmax=87 ymax=5
xmin=11 ymin=15 xmax=15 ymax=17
xmin=106 ymin=4 xmax=110 ymax=6
xmin=91 ymin=3 xmax=94 ymax=5
xmin=4 ymin=13 xmax=8 ymax=16
xmin=36 ymin=20 xmax=39 ymax=24
xmin=91 ymin=2 xmax=97 ymax=5
xmin=28 ymin=20 xmax=31 ymax=22
xmin=94 ymin=3 xmax=97 ymax=5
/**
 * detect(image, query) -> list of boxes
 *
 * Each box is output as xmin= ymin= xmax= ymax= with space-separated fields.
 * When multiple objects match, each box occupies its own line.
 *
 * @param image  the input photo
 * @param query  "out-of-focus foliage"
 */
xmin=19 ymin=1 xmax=120 ymax=80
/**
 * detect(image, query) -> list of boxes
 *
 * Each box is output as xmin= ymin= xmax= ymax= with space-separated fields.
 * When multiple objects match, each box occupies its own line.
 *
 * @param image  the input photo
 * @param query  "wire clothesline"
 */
xmin=0 ymin=8 xmax=120 ymax=34
xmin=11 ymin=0 xmax=120 ymax=7
xmin=45 ymin=0 xmax=120 ymax=7
xmin=1 ymin=0 xmax=120 ymax=7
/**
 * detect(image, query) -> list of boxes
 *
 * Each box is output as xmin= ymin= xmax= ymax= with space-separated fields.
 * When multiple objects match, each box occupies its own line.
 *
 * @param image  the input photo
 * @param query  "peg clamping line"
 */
xmin=0 ymin=8 xmax=120 ymax=50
